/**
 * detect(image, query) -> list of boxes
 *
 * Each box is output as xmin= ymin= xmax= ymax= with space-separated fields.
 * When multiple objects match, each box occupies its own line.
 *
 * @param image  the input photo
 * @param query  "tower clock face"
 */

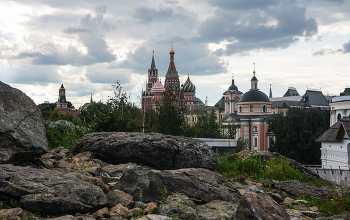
xmin=148 ymin=82 xmax=153 ymax=89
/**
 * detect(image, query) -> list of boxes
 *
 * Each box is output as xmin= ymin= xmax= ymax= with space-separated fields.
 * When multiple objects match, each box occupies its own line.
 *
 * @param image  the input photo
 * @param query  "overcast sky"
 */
xmin=1 ymin=0 xmax=350 ymax=107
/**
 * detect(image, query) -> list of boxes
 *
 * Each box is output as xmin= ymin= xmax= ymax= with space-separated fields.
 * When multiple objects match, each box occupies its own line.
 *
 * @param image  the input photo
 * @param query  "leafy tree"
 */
xmin=236 ymin=138 xmax=250 ymax=153
xmin=67 ymin=101 xmax=75 ymax=109
xmin=49 ymin=108 xmax=73 ymax=121
xmin=143 ymin=109 xmax=158 ymax=133
xmin=192 ymin=109 xmax=223 ymax=138
xmin=268 ymin=108 xmax=328 ymax=164
xmin=156 ymin=89 xmax=185 ymax=136
xmin=38 ymin=103 xmax=56 ymax=120
xmin=77 ymin=81 xmax=142 ymax=132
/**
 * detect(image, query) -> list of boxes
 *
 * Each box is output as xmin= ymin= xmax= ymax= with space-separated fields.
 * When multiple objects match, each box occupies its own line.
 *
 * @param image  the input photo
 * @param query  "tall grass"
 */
xmin=216 ymin=152 xmax=330 ymax=187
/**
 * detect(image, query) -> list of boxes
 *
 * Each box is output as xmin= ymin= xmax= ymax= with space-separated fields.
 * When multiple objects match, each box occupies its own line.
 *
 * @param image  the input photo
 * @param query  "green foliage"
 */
xmin=235 ymin=138 xmax=250 ymax=153
xmin=0 ymin=201 xmax=9 ymax=209
xmin=143 ymin=109 xmax=158 ymax=133
xmin=46 ymin=120 xmax=89 ymax=150
xmin=10 ymin=199 xmax=22 ymax=208
xmin=157 ymin=186 xmax=168 ymax=198
xmin=77 ymin=81 xmax=142 ymax=132
xmin=38 ymin=103 xmax=56 ymax=120
xmin=297 ymin=195 xmax=350 ymax=216
xmin=192 ymin=109 xmax=223 ymax=138
xmin=216 ymin=152 xmax=330 ymax=187
xmin=156 ymin=89 xmax=185 ymax=136
xmin=268 ymin=108 xmax=328 ymax=164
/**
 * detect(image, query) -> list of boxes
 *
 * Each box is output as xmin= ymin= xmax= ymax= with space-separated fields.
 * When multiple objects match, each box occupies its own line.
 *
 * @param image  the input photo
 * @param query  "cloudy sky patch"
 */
xmin=0 ymin=0 xmax=349 ymax=107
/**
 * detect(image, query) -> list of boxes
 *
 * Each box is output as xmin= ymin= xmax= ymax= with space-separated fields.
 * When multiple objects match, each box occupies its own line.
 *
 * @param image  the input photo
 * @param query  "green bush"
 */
xmin=216 ymin=152 xmax=330 ymax=187
xmin=46 ymin=120 xmax=89 ymax=150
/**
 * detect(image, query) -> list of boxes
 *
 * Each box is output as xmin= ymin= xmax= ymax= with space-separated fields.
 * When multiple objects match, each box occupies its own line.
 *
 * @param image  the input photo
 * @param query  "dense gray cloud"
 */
xmin=197 ymin=2 xmax=318 ymax=55
xmin=16 ymin=5 xmax=115 ymax=66
xmin=343 ymin=40 xmax=350 ymax=53
xmin=5 ymin=65 xmax=61 ymax=84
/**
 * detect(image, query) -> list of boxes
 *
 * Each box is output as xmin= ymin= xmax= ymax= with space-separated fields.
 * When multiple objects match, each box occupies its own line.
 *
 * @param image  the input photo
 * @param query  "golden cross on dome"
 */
xmin=187 ymin=68 xmax=190 ymax=77
xmin=253 ymin=62 xmax=256 ymax=75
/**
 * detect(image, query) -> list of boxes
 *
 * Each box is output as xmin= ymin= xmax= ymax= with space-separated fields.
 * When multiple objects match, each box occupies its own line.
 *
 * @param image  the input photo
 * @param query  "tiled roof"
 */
xmin=316 ymin=117 xmax=350 ymax=142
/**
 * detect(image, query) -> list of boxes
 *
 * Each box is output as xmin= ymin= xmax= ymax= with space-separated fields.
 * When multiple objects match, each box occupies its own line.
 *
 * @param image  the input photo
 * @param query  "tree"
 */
xmin=268 ymin=108 xmax=328 ymax=164
xmin=156 ymin=89 xmax=185 ymax=136
xmin=77 ymin=81 xmax=142 ymax=132
xmin=192 ymin=109 xmax=223 ymax=138
xmin=38 ymin=103 xmax=55 ymax=120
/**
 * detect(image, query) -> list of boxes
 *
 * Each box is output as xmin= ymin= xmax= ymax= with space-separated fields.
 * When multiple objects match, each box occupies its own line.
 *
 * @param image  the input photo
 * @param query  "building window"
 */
xmin=254 ymin=138 xmax=257 ymax=147
xmin=253 ymin=126 xmax=257 ymax=132
xmin=338 ymin=113 xmax=341 ymax=121
xmin=250 ymin=105 xmax=253 ymax=112
xmin=239 ymin=106 xmax=242 ymax=113
xmin=262 ymin=105 xmax=267 ymax=112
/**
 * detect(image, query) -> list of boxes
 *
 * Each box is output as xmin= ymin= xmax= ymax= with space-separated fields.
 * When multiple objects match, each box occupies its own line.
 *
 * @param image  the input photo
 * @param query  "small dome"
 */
xmin=151 ymin=79 xmax=165 ymax=93
xmin=170 ymin=48 xmax=175 ymax=54
xmin=228 ymin=79 xmax=238 ymax=91
xmin=240 ymin=90 xmax=270 ymax=102
xmin=183 ymin=76 xmax=196 ymax=92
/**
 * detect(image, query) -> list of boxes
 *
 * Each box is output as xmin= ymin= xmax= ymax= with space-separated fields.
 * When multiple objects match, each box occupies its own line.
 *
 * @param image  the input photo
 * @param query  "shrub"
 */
xmin=45 ymin=120 xmax=89 ymax=150
xmin=216 ymin=152 xmax=330 ymax=187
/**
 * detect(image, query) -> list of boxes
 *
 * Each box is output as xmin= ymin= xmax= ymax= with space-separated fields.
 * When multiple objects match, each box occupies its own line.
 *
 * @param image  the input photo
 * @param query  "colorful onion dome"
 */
xmin=151 ymin=78 xmax=165 ymax=93
xmin=183 ymin=76 xmax=196 ymax=92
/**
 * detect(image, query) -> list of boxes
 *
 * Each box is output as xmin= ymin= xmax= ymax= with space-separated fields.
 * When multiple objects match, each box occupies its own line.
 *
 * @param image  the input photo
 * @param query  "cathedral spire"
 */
xmin=251 ymin=63 xmax=258 ymax=90
xmin=269 ymin=84 xmax=273 ymax=98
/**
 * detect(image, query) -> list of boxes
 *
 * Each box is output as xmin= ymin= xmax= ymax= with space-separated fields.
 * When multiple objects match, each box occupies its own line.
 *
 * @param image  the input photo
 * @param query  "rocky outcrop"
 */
xmin=158 ymin=194 xmax=198 ymax=220
xmin=0 ymin=81 xmax=48 ymax=164
xmin=196 ymin=200 xmax=238 ymax=220
xmin=0 ymin=164 xmax=107 ymax=214
xmin=235 ymin=191 xmax=290 ymax=220
xmin=72 ymin=132 xmax=219 ymax=170
xmin=116 ymin=166 xmax=241 ymax=204
xmin=274 ymin=180 xmax=331 ymax=200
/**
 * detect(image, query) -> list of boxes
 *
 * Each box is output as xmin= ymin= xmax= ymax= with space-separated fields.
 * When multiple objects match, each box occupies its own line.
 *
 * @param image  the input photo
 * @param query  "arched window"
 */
xmin=338 ymin=113 xmax=342 ymax=121
xmin=262 ymin=105 xmax=267 ymax=112
xmin=253 ymin=126 xmax=257 ymax=131
xmin=250 ymin=105 xmax=253 ymax=112
xmin=239 ymin=106 xmax=242 ymax=113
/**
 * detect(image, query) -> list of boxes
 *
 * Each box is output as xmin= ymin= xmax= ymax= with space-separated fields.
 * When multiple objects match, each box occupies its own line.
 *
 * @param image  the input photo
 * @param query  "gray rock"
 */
xmin=117 ymin=166 xmax=241 ymax=204
xmin=196 ymin=200 xmax=238 ymax=220
xmin=0 ymin=81 xmax=48 ymax=164
xmin=235 ymin=191 xmax=290 ymax=220
xmin=274 ymin=180 xmax=332 ymax=200
xmin=0 ymin=164 xmax=107 ymax=214
xmin=106 ymin=189 xmax=134 ymax=209
xmin=158 ymin=194 xmax=198 ymax=220
xmin=72 ymin=132 xmax=219 ymax=170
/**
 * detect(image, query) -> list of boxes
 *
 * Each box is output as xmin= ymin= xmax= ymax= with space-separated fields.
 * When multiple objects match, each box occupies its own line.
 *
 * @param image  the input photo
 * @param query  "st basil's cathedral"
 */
xmin=141 ymin=46 xmax=203 ymax=112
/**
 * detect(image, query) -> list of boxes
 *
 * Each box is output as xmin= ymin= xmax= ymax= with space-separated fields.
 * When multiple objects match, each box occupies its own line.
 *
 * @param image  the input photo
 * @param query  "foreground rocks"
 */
xmin=0 ymin=146 xmax=348 ymax=219
xmin=0 ymin=81 xmax=48 ymax=164
xmin=72 ymin=132 xmax=219 ymax=170
xmin=0 ymin=164 xmax=107 ymax=214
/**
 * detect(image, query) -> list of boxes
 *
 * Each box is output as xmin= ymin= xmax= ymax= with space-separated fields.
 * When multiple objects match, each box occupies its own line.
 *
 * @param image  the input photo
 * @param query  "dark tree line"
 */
xmin=268 ymin=108 xmax=328 ymax=164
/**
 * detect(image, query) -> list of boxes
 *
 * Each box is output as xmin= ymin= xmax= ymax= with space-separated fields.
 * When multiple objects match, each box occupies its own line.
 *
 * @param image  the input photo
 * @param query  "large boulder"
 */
xmin=235 ymin=191 xmax=290 ymax=220
xmin=72 ymin=132 xmax=219 ymax=170
xmin=0 ymin=82 xmax=48 ymax=164
xmin=116 ymin=165 xmax=241 ymax=204
xmin=0 ymin=164 xmax=107 ymax=214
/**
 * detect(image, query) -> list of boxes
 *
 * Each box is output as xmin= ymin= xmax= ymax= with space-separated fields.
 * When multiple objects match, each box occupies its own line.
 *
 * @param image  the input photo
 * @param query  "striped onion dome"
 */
xmin=183 ymin=76 xmax=196 ymax=92
xmin=151 ymin=78 xmax=165 ymax=93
